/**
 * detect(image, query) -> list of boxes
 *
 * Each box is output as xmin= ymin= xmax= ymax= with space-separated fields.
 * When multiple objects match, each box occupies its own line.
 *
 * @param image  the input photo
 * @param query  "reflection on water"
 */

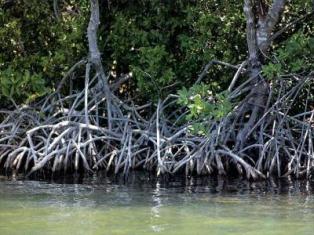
xmin=0 ymin=173 xmax=314 ymax=235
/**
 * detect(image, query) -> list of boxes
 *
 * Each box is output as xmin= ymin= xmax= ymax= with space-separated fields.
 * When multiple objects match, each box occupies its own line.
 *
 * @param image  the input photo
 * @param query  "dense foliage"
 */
xmin=0 ymin=0 xmax=313 ymax=179
xmin=100 ymin=0 xmax=246 ymax=99
xmin=1 ymin=0 xmax=312 ymax=106
xmin=0 ymin=0 xmax=88 ymax=106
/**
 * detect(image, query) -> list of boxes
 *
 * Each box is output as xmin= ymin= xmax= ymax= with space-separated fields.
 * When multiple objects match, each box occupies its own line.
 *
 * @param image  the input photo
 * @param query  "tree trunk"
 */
xmin=87 ymin=0 xmax=112 ymax=130
xmin=235 ymin=0 xmax=286 ymax=149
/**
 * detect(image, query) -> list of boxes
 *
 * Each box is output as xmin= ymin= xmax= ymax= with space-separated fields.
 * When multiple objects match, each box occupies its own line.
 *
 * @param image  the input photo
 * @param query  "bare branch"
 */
xmin=53 ymin=0 xmax=59 ymax=21
xmin=243 ymin=0 xmax=260 ymax=68
xmin=87 ymin=0 xmax=102 ymax=68
xmin=257 ymin=0 xmax=287 ymax=53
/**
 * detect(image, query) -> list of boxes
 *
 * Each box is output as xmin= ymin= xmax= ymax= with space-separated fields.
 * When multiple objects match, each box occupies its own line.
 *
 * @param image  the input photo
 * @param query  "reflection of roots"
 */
xmin=0 ymin=67 xmax=313 ymax=180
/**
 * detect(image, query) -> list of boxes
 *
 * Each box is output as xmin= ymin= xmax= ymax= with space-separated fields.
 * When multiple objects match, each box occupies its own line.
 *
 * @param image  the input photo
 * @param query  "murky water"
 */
xmin=0 ymin=174 xmax=314 ymax=235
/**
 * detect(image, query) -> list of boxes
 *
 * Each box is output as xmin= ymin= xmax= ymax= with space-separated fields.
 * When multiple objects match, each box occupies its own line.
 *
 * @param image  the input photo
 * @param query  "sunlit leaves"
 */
xmin=178 ymin=83 xmax=233 ymax=122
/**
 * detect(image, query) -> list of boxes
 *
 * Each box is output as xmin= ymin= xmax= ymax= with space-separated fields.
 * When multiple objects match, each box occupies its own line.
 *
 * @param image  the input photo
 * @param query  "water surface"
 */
xmin=0 ymin=174 xmax=313 ymax=235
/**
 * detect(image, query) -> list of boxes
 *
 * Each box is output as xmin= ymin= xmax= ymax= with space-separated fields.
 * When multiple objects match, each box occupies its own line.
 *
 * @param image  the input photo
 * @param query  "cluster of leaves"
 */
xmin=262 ymin=33 xmax=314 ymax=79
xmin=177 ymin=83 xmax=233 ymax=135
xmin=131 ymin=45 xmax=175 ymax=96
xmin=0 ymin=0 xmax=312 ymax=127
xmin=0 ymin=67 xmax=48 ymax=103
xmin=100 ymin=0 xmax=246 ymax=99
xmin=0 ymin=0 xmax=88 ymax=106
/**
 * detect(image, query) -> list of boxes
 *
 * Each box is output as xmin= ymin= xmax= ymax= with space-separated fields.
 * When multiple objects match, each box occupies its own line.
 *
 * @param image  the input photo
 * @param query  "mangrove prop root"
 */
xmin=0 ymin=69 xmax=312 ymax=180
xmin=0 ymin=0 xmax=313 ymax=180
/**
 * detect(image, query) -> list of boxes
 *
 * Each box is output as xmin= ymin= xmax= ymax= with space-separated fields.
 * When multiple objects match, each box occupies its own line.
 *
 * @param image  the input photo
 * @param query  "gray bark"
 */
xmin=257 ymin=0 xmax=286 ymax=54
xmin=237 ymin=0 xmax=286 ymax=149
xmin=87 ymin=0 xmax=112 ymax=130
xmin=243 ymin=0 xmax=260 ymax=69
xmin=88 ymin=0 xmax=102 ymax=69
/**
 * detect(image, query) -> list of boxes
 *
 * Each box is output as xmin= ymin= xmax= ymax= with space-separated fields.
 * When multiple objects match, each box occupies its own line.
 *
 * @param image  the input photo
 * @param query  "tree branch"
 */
xmin=88 ymin=0 xmax=102 ymax=70
xmin=243 ymin=0 xmax=260 ymax=68
xmin=270 ymin=11 xmax=313 ymax=42
xmin=257 ymin=0 xmax=286 ymax=53
xmin=87 ymin=0 xmax=112 ymax=130
xmin=53 ymin=0 xmax=59 ymax=21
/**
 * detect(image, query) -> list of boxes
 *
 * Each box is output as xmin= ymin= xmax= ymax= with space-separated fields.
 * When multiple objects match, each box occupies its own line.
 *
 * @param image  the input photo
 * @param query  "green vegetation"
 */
xmin=0 ymin=0 xmax=313 ymax=179
xmin=1 ymin=0 xmax=312 ymax=104
xmin=100 ymin=0 xmax=246 ymax=99
xmin=263 ymin=33 xmax=314 ymax=79
xmin=0 ymin=0 xmax=88 ymax=105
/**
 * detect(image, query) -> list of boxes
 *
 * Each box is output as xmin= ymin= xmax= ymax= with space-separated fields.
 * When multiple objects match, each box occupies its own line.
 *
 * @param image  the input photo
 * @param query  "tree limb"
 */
xmin=257 ymin=0 xmax=287 ymax=54
xmin=243 ymin=0 xmax=260 ymax=68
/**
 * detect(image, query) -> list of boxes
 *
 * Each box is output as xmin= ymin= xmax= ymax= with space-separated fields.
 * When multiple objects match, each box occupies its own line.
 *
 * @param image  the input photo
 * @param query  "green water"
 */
xmin=0 ymin=175 xmax=314 ymax=235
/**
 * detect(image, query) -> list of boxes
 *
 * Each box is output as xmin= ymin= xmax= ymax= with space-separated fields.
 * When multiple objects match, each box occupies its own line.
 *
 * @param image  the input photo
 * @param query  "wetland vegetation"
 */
xmin=1 ymin=2 xmax=314 ymax=234
xmin=0 ymin=0 xmax=313 ymax=180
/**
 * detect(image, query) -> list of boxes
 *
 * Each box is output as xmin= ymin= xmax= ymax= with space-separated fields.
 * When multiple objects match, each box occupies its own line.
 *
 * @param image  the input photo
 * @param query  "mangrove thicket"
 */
xmin=0 ymin=0 xmax=313 ymax=179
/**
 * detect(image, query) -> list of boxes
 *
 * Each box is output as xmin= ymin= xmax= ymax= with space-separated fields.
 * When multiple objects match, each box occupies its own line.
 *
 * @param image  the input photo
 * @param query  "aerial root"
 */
xmin=0 ymin=58 xmax=313 ymax=180
xmin=1 ymin=0 xmax=314 ymax=182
